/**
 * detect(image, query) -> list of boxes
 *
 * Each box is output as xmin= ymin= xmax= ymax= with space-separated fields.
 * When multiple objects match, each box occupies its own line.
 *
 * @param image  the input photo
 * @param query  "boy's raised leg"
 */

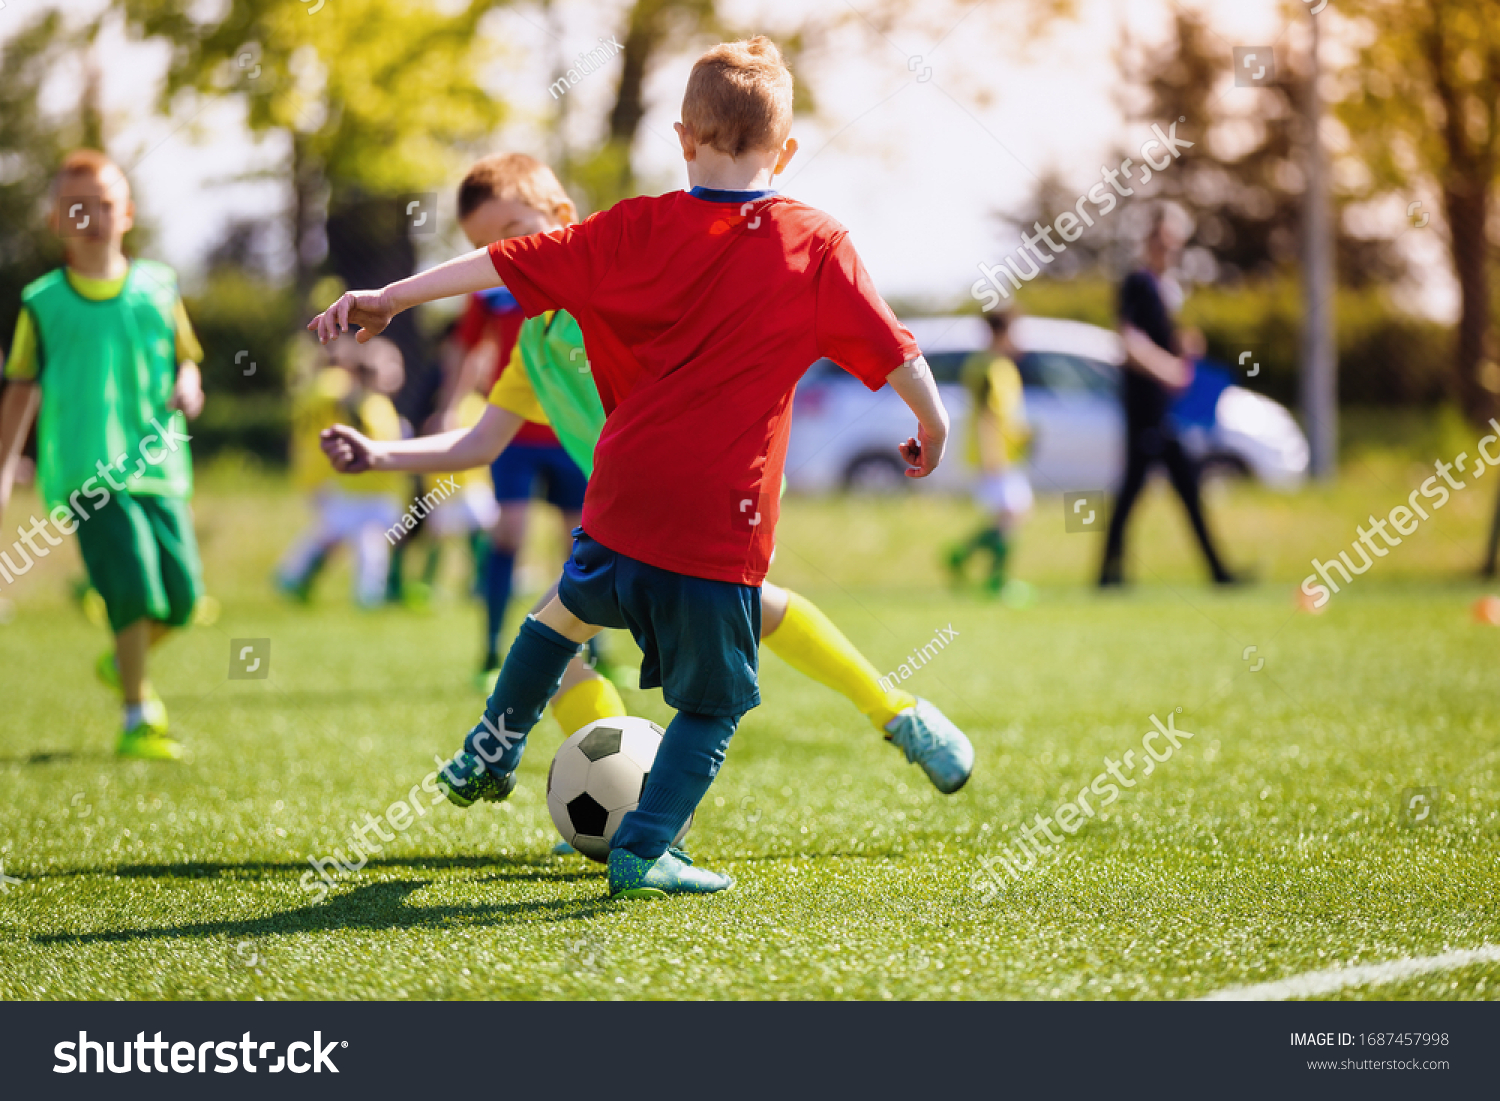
xmin=760 ymin=585 xmax=973 ymax=793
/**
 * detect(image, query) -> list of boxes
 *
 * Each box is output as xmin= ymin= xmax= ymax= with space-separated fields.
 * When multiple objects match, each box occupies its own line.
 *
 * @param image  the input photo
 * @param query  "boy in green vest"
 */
xmin=0 ymin=150 xmax=205 ymax=760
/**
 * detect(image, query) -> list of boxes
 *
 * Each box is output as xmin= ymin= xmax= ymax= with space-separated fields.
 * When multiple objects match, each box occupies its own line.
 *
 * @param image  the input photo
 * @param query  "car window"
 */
xmin=1016 ymin=351 xmax=1117 ymax=395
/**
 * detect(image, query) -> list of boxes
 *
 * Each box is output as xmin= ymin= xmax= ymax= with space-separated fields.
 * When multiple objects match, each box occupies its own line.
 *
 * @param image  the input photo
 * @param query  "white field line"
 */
xmin=1196 ymin=945 xmax=1500 ymax=1001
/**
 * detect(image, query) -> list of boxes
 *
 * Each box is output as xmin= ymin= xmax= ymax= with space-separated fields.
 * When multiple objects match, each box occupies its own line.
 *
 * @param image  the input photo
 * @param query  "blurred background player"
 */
xmin=0 ymin=150 xmax=205 ymax=760
xmin=276 ymin=335 xmax=404 ymax=607
xmin=444 ymin=166 xmax=590 ymax=687
xmin=403 ymin=376 xmax=499 ymax=609
xmin=947 ymin=310 xmax=1033 ymax=603
xmin=1098 ymin=202 xmax=1237 ymax=587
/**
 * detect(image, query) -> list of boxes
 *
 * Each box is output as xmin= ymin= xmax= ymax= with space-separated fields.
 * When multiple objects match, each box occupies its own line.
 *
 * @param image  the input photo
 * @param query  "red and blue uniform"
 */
xmin=472 ymin=185 xmax=915 ymax=861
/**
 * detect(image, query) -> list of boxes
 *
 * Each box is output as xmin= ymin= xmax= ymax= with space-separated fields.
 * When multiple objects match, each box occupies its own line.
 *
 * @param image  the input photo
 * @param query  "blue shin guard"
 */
xmin=611 ymin=711 xmax=740 ymax=859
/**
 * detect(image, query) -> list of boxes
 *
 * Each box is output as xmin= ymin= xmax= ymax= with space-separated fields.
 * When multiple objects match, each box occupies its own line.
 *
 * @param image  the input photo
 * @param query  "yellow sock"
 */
xmin=763 ymin=589 xmax=916 ymax=731
xmin=552 ymin=675 xmax=628 ymax=736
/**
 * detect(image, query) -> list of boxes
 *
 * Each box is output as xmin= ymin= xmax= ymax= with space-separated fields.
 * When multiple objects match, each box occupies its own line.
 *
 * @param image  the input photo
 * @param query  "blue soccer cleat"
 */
xmin=886 ymin=698 xmax=974 ymax=794
xmin=608 ymin=847 xmax=733 ymax=899
xmin=434 ymin=750 xmax=516 ymax=808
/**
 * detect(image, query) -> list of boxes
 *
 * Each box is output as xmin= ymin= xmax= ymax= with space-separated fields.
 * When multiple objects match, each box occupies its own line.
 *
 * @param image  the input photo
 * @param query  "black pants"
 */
xmin=1099 ymin=424 xmax=1230 ymax=584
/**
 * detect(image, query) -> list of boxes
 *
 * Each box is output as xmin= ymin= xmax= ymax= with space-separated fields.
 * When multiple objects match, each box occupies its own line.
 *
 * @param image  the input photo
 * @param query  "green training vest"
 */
xmin=21 ymin=260 xmax=194 ymax=510
xmin=516 ymin=310 xmax=608 ymax=478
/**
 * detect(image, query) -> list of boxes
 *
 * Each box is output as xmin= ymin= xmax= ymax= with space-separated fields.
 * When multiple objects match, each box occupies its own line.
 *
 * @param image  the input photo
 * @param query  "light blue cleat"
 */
xmin=886 ymin=698 xmax=975 ymax=794
xmin=608 ymin=847 xmax=733 ymax=899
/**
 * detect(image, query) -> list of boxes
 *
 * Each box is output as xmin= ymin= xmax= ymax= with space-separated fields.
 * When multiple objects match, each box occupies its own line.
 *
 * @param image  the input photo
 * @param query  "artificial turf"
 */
xmin=1 ymin=448 xmax=1498 ymax=1000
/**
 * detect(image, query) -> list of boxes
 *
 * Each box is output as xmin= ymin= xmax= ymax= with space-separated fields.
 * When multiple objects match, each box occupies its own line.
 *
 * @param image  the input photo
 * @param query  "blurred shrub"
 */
xmin=182 ymin=271 xmax=298 ymax=463
xmin=1011 ymin=277 xmax=1119 ymax=329
xmin=188 ymin=393 xmax=290 ymax=465
xmin=1183 ymin=279 xmax=1452 ymax=408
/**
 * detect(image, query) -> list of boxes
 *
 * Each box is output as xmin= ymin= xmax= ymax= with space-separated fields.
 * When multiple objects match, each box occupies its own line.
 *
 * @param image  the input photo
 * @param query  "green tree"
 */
xmin=117 ymin=0 xmax=509 ymax=298
xmin=0 ymin=8 xmax=113 ymax=362
xmin=116 ymin=0 xmax=512 ymax=405
xmin=1337 ymin=0 xmax=1499 ymax=420
xmin=997 ymin=9 xmax=1404 ymax=287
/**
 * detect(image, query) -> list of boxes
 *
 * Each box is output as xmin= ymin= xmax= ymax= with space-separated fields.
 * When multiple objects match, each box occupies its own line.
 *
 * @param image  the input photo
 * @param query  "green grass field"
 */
xmin=2 ymin=437 xmax=1499 ymax=1000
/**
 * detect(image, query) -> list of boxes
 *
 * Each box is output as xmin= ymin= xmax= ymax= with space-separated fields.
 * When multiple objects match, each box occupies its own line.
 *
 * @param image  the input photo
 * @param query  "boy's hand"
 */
xmin=169 ymin=362 xmax=205 ymax=419
xmin=321 ymin=425 xmax=382 ymax=473
xmin=900 ymin=421 xmax=946 ymax=479
xmin=885 ymin=355 xmax=949 ymax=479
xmin=309 ymin=289 xmax=395 ymax=345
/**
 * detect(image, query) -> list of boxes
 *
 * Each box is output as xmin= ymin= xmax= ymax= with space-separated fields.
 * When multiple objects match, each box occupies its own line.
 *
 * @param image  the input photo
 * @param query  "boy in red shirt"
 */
xmin=310 ymin=37 xmax=956 ymax=898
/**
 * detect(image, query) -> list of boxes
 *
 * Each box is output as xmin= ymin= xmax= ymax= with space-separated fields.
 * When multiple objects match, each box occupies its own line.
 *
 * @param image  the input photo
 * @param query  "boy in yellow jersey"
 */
xmin=276 ymin=337 xmax=405 ymax=607
xmin=0 ymin=150 xmax=205 ymax=759
xmin=407 ymin=387 xmax=501 ymax=607
xmin=320 ymin=152 xmax=973 ymax=795
xmin=947 ymin=310 xmax=1033 ymax=600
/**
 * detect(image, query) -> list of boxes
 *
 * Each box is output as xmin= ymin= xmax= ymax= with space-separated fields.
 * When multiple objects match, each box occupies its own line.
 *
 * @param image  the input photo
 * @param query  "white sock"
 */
xmin=123 ymin=703 xmax=149 ymax=730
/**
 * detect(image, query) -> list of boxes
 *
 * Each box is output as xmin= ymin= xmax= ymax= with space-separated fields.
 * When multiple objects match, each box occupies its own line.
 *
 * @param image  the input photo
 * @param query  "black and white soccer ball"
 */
xmin=546 ymin=717 xmax=692 ymax=863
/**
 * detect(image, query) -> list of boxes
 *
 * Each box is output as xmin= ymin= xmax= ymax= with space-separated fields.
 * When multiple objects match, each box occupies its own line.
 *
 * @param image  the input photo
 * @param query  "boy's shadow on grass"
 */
xmin=30 ymin=855 xmax=617 ymax=946
xmin=0 ymin=751 xmax=77 ymax=765
xmin=34 ymin=877 xmax=619 ymax=948
xmin=40 ymin=853 xmax=598 ymax=886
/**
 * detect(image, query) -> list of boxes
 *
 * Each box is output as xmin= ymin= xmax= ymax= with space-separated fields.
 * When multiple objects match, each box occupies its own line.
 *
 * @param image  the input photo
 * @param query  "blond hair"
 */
xmin=457 ymin=153 xmax=576 ymax=222
xmin=681 ymin=36 xmax=794 ymax=157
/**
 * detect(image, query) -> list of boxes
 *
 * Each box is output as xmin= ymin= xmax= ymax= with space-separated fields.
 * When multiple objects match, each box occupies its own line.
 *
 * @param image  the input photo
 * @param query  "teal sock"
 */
xmin=611 ymin=711 xmax=740 ymax=859
xmin=464 ymin=617 xmax=579 ymax=774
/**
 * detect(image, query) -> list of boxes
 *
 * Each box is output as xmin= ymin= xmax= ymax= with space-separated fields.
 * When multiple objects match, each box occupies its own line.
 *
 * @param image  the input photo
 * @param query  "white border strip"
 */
xmin=1197 ymin=945 xmax=1500 ymax=1001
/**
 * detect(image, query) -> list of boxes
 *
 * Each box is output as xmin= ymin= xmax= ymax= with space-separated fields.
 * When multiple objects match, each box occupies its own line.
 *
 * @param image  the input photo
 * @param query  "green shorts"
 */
xmin=74 ymin=492 xmax=203 ymax=634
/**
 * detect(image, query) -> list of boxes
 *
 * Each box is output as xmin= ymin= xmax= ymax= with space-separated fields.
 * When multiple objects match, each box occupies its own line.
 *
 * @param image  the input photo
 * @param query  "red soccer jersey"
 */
xmin=488 ymin=189 xmax=917 ymax=585
xmin=453 ymin=289 xmax=557 ymax=446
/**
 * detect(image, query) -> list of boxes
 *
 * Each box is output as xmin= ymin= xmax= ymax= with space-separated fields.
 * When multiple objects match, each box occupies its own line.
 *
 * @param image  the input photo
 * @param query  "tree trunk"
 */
xmin=1444 ymin=177 xmax=1494 ymax=422
xmin=324 ymin=190 xmax=427 ymax=423
xmin=290 ymin=134 xmax=326 ymax=310
xmin=602 ymin=0 xmax=673 ymax=201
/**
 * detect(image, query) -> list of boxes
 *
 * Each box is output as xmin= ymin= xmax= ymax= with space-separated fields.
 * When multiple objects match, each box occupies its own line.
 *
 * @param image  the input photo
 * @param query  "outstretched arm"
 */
xmin=309 ymin=249 xmax=502 ymax=345
xmin=322 ymin=402 xmax=524 ymax=475
xmin=885 ymin=355 xmax=950 ymax=479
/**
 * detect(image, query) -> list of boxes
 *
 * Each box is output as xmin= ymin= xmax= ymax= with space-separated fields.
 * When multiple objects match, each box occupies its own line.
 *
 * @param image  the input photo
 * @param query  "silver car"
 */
xmin=785 ymin=315 xmax=1309 ymax=495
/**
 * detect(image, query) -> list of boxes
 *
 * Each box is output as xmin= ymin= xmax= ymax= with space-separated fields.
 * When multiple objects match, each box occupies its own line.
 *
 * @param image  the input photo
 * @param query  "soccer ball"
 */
xmin=546 ymin=717 xmax=692 ymax=863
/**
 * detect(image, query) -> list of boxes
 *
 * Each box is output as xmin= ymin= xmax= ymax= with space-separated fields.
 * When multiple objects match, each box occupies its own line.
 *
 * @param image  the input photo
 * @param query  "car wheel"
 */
xmin=843 ymin=452 xmax=909 ymax=493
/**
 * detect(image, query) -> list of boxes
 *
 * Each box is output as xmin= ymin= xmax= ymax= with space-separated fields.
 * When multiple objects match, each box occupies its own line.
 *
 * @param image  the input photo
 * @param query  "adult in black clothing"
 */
xmin=1099 ymin=204 xmax=1234 ymax=586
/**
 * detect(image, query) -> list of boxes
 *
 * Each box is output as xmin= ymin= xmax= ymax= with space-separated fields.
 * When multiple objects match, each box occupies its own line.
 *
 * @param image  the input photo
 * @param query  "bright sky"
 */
xmin=8 ymin=0 xmax=1456 ymax=318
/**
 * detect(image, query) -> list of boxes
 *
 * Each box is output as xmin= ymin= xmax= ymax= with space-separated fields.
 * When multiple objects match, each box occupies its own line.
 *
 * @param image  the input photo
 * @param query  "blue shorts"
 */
xmin=490 ymin=442 xmax=588 ymax=511
xmin=557 ymin=529 xmax=761 ymax=718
